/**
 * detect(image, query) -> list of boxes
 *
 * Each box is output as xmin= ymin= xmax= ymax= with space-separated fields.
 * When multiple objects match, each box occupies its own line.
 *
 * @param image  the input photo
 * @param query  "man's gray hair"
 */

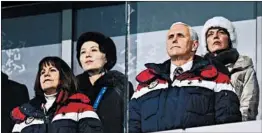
xmin=170 ymin=22 xmax=199 ymax=41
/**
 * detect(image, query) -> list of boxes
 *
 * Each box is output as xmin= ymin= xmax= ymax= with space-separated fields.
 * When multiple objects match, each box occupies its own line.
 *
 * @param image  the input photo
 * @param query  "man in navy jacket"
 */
xmin=129 ymin=22 xmax=242 ymax=133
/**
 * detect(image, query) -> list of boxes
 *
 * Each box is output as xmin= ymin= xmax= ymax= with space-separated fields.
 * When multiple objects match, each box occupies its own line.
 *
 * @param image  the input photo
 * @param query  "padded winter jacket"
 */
xmin=129 ymin=55 xmax=242 ymax=133
xmin=11 ymin=92 xmax=103 ymax=133
xmin=205 ymin=48 xmax=260 ymax=120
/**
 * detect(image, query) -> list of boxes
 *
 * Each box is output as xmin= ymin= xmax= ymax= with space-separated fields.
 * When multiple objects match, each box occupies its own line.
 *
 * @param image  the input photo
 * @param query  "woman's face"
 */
xmin=206 ymin=28 xmax=230 ymax=53
xmin=79 ymin=41 xmax=107 ymax=71
xmin=40 ymin=63 xmax=60 ymax=94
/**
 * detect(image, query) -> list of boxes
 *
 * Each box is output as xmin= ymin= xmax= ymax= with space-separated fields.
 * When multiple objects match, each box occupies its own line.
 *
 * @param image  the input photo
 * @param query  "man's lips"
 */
xmin=170 ymin=46 xmax=181 ymax=49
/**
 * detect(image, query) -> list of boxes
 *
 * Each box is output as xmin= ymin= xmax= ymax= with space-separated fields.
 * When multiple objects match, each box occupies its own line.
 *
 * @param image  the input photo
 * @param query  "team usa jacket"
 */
xmin=129 ymin=55 xmax=242 ymax=133
xmin=11 ymin=92 xmax=103 ymax=133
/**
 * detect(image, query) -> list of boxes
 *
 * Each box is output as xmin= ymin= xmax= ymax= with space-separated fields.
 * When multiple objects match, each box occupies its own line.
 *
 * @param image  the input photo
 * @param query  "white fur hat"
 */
xmin=201 ymin=16 xmax=237 ymax=54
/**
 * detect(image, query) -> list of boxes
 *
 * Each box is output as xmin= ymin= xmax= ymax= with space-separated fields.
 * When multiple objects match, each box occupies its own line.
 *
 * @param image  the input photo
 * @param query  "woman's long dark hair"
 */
xmin=34 ymin=56 xmax=77 ymax=97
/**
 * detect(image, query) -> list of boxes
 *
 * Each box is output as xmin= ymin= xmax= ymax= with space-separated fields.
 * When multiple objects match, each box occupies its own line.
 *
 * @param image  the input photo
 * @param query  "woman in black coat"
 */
xmin=11 ymin=56 xmax=103 ymax=133
xmin=76 ymin=32 xmax=134 ymax=133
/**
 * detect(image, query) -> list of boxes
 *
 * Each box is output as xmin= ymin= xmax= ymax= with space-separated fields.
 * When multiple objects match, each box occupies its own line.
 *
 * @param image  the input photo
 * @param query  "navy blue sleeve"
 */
xmin=129 ymin=98 xmax=142 ymax=133
xmin=215 ymin=90 xmax=242 ymax=124
xmin=78 ymin=118 xmax=104 ymax=133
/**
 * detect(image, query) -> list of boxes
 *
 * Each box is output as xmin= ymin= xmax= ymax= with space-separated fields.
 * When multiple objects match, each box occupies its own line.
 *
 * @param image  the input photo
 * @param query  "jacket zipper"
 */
xmin=42 ymin=104 xmax=49 ymax=133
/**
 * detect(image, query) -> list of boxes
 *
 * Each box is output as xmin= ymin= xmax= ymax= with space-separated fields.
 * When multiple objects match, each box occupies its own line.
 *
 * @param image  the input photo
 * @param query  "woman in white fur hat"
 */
xmin=201 ymin=16 xmax=259 ymax=121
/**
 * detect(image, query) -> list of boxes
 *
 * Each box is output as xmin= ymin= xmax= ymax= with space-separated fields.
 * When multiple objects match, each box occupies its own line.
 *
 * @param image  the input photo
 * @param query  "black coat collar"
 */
xmin=77 ymin=70 xmax=127 ymax=104
xmin=78 ymin=70 xmax=126 ymax=89
xmin=204 ymin=48 xmax=239 ymax=66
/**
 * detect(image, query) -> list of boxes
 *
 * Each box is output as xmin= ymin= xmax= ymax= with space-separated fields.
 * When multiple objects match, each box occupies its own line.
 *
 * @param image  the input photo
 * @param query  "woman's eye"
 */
xmin=40 ymin=71 xmax=45 ymax=75
xmin=91 ymin=49 xmax=98 ymax=52
xmin=80 ymin=51 xmax=85 ymax=54
xmin=50 ymin=69 xmax=56 ymax=72
xmin=219 ymin=31 xmax=226 ymax=34
xmin=207 ymin=33 xmax=213 ymax=37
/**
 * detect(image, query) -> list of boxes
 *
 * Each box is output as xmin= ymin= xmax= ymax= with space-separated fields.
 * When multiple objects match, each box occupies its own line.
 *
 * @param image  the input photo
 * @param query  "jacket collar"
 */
xmin=77 ymin=70 xmax=127 ymax=103
xmin=145 ymin=55 xmax=209 ymax=81
xmin=232 ymin=55 xmax=253 ymax=69
xmin=170 ymin=60 xmax=193 ymax=76
xmin=205 ymin=48 xmax=239 ymax=67
xmin=229 ymin=55 xmax=254 ymax=75
xmin=205 ymin=48 xmax=253 ymax=71
xmin=78 ymin=70 xmax=126 ymax=89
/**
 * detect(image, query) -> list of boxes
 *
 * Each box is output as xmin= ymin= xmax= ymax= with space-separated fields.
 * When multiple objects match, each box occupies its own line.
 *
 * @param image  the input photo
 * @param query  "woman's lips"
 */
xmin=213 ymin=41 xmax=221 ymax=45
xmin=43 ymin=79 xmax=52 ymax=83
xmin=85 ymin=60 xmax=93 ymax=64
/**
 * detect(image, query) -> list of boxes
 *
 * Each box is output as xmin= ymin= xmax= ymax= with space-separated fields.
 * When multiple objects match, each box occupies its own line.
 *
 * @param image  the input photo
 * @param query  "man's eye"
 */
xmin=177 ymin=33 xmax=184 ymax=37
xmin=168 ymin=35 xmax=174 ymax=39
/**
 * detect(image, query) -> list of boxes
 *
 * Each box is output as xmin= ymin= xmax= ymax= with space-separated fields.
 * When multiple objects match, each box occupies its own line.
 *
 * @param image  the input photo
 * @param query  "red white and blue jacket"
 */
xmin=11 ymin=91 xmax=103 ymax=133
xmin=129 ymin=55 xmax=242 ymax=133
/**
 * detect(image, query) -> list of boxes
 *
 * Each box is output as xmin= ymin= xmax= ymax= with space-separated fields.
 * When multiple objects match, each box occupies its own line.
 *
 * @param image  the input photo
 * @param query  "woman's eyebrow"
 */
xmin=91 ymin=46 xmax=98 ymax=48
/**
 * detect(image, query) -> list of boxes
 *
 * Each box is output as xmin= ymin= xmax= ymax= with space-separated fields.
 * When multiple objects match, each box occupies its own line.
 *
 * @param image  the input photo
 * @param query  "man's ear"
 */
xmin=192 ymin=40 xmax=199 ymax=52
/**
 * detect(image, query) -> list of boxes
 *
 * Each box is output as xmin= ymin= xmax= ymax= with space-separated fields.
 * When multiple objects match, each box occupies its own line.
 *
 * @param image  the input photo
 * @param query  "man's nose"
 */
xmin=172 ymin=35 xmax=178 ymax=43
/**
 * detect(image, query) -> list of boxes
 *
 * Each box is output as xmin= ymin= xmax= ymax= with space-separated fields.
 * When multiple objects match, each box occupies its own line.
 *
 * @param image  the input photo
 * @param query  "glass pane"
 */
xmin=1 ymin=12 xmax=62 ymax=99
xmin=72 ymin=3 xmax=133 ymax=133
xmin=128 ymin=1 xmax=261 ymax=132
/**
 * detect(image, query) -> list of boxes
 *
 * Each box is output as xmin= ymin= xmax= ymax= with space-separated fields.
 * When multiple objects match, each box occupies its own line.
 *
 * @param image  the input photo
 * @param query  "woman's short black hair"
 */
xmin=34 ymin=56 xmax=77 ymax=97
xmin=76 ymin=32 xmax=117 ymax=71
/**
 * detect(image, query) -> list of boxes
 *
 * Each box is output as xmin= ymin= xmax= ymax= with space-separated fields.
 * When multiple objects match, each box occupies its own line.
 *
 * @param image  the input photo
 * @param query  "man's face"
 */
xmin=206 ymin=28 xmax=230 ymax=53
xmin=166 ymin=24 xmax=195 ymax=58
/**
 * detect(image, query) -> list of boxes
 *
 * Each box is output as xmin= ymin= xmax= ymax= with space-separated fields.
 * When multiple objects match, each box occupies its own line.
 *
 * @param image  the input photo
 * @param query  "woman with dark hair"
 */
xmin=201 ymin=16 xmax=259 ymax=121
xmin=76 ymin=32 xmax=134 ymax=133
xmin=11 ymin=56 xmax=103 ymax=133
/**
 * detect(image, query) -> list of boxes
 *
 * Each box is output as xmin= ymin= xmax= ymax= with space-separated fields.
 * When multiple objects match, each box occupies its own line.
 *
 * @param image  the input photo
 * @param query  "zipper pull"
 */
xmin=41 ymin=104 xmax=47 ymax=115
xmin=41 ymin=104 xmax=50 ymax=123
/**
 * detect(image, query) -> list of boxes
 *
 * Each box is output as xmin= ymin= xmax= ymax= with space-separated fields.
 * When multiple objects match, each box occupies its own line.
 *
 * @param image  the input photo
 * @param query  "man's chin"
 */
xmin=169 ymin=52 xmax=183 ymax=57
xmin=170 ymin=53 xmax=194 ymax=60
